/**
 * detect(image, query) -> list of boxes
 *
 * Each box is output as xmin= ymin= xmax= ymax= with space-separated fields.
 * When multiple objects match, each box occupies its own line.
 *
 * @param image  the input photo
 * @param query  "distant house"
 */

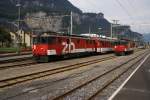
xmin=0 ymin=21 xmax=33 ymax=47
xmin=10 ymin=30 xmax=32 ymax=47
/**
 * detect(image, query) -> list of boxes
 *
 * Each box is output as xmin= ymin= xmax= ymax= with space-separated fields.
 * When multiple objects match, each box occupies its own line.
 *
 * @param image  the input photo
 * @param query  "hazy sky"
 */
xmin=68 ymin=0 xmax=150 ymax=34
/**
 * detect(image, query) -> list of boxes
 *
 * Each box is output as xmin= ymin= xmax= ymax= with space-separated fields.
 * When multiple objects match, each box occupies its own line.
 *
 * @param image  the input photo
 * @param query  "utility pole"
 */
xmin=70 ymin=11 xmax=73 ymax=35
xmin=112 ymin=20 xmax=119 ymax=24
xmin=89 ymin=26 xmax=91 ymax=34
xmin=110 ymin=23 xmax=113 ymax=38
xmin=98 ymin=27 xmax=102 ymax=37
xmin=51 ymin=0 xmax=54 ymax=9
xmin=69 ymin=11 xmax=73 ymax=53
xmin=16 ymin=1 xmax=21 ymax=54
xmin=111 ymin=20 xmax=119 ymax=38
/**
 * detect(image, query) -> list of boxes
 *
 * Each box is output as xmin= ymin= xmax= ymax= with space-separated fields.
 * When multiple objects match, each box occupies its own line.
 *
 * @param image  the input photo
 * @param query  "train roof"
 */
xmin=32 ymin=32 xmax=92 ymax=39
xmin=81 ymin=33 xmax=117 ymax=40
xmin=32 ymin=31 xmax=117 ymax=41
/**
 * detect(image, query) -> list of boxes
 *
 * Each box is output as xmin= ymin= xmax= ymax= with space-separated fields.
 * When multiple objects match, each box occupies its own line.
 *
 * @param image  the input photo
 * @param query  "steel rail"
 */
xmin=0 ymin=60 xmax=37 ymax=70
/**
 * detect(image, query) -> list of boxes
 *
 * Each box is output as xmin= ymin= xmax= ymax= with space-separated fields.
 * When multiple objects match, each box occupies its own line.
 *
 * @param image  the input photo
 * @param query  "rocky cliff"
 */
xmin=0 ymin=0 xmax=110 ymax=35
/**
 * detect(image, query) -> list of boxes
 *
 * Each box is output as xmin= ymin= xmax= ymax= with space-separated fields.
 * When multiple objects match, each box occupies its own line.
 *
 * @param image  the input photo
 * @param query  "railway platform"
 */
xmin=109 ymin=53 xmax=150 ymax=100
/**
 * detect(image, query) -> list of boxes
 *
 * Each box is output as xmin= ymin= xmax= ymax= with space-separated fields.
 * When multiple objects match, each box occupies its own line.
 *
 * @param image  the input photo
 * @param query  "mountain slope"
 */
xmin=0 ymin=0 xmax=82 ymax=20
xmin=0 ymin=0 xmax=111 ymax=35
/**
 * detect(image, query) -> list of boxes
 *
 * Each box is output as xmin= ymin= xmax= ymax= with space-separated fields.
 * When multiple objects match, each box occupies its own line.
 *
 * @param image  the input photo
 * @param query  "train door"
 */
xmin=100 ymin=40 xmax=104 ymax=53
xmin=69 ymin=38 xmax=75 ymax=53
xmin=92 ymin=40 xmax=97 ymax=52
xmin=94 ymin=39 xmax=101 ymax=52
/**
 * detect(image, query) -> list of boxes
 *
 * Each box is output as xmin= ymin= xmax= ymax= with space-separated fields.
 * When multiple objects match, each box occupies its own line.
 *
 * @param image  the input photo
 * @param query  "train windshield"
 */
xmin=33 ymin=37 xmax=48 ymax=44
xmin=33 ymin=36 xmax=56 ymax=44
xmin=115 ymin=41 xmax=128 ymax=45
xmin=33 ymin=37 xmax=40 ymax=44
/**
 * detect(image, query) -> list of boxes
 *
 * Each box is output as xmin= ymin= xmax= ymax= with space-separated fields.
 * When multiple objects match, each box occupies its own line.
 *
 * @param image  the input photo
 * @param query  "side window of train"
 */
xmin=104 ymin=41 xmax=106 ymax=46
xmin=102 ymin=41 xmax=105 ymax=46
xmin=67 ymin=39 xmax=70 ymax=44
xmin=105 ymin=41 xmax=107 ymax=46
xmin=77 ymin=39 xmax=80 ymax=44
xmin=90 ymin=40 xmax=92 ymax=44
xmin=58 ymin=38 xmax=62 ymax=43
xmin=88 ymin=40 xmax=91 ymax=44
xmin=101 ymin=41 xmax=103 ymax=46
xmin=86 ymin=40 xmax=89 ymax=44
xmin=93 ymin=40 xmax=95 ymax=45
xmin=106 ymin=41 xmax=109 ymax=46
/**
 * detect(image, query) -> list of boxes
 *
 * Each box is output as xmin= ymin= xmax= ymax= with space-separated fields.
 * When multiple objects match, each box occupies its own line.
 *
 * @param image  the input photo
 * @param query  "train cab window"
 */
xmin=114 ymin=41 xmax=128 ymax=46
xmin=33 ymin=37 xmax=40 ymax=44
xmin=48 ymin=37 xmax=56 ymax=44
xmin=120 ymin=41 xmax=128 ymax=45
xmin=33 ymin=37 xmax=50 ymax=44
xmin=41 ymin=37 xmax=47 ymax=44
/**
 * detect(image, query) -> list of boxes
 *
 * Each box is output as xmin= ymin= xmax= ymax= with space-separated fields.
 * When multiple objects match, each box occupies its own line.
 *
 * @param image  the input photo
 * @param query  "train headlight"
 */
xmin=114 ymin=46 xmax=117 ymax=48
xmin=125 ymin=48 xmax=127 ymax=51
xmin=33 ymin=45 xmax=36 ymax=50
xmin=40 ymin=48 xmax=45 ymax=52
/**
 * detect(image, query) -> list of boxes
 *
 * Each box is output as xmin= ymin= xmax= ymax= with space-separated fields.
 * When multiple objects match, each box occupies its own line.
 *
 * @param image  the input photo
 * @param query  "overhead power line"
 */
xmin=115 ymin=0 xmax=133 ymax=20
xmin=126 ymin=0 xmax=137 ymax=12
xmin=123 ymin=0 xmax=140 ymax=19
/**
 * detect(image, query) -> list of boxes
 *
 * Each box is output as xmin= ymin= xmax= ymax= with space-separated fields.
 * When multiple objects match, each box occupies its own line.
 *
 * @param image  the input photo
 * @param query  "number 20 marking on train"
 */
xmin=62 ymin=42 xmax=75 ymax=53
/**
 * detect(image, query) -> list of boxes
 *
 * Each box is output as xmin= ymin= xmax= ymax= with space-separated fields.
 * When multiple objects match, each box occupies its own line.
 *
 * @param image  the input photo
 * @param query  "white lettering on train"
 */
xmin=62 ymin=42 xmax=75 ymax=53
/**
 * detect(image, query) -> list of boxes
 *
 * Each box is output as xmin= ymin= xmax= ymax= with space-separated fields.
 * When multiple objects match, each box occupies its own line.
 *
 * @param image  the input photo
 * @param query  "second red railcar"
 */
xmin=114 ymin=39 xmax=134 ymax=56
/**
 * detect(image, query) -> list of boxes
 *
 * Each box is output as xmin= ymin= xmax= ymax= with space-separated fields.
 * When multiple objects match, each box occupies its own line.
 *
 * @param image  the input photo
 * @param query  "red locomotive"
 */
xmin=114 ymin=39 xmax=135 ymax=56
xmin=32 ymin=32 xmax=115 ymax=62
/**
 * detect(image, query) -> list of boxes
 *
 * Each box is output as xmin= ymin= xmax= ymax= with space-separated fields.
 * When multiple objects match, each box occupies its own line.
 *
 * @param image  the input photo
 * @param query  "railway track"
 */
xmin=0 ymin=56 xmax=32 ymax=64
xmin=0 ymin=52 xmax=31 ymax=58
xmin=0 ymin=55 xmax=117 ymax=89
xmin=0 ymin=49 xmax=142 ymax=70
xmin=88 ymin=53 xmax=148 ymax=100
xmin=0 ymin=60 xmax=37 ymax=70
xmin=51 ymin=51 xmax=149 ymax=100
xmin=0 ymin=49 xmax=148 ymax=100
